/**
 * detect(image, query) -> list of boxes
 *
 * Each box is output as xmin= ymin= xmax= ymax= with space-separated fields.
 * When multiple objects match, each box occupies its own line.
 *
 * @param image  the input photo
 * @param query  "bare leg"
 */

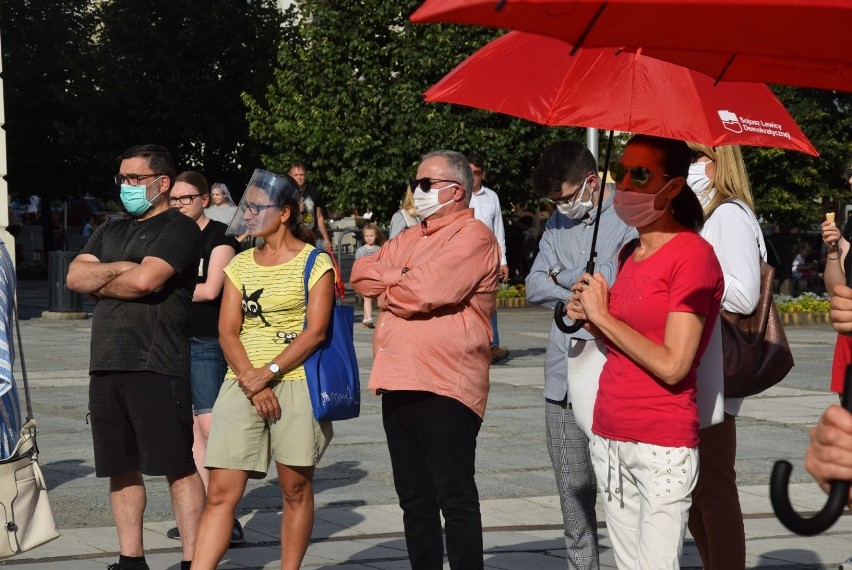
xmin=363 ymin=297 xmax=373 ymax=323
xmin=110 ymin=471 xmax=146 ymax=557
xmin=192 ymin=413 xmax=214 ymax=490
xmin=168 ymin=470 xmax=207 ymax=561
xmin=192 ymin=469 xmax=249 ymax=570
xmin=277 ymin=463 xmax=316 ymax=570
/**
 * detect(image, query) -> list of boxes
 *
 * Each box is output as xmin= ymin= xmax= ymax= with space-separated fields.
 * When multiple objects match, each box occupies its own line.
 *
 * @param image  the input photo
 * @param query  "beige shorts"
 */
xmin=206 ymin=378 xmax=333 ymax=478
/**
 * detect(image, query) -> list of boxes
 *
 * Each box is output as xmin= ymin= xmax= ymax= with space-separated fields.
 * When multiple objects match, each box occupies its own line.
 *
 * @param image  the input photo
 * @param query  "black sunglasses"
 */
xmin=410 ymin=177 xmax=460 ymax=193
xmin=608 ymin=162 xmax=672 ymax=188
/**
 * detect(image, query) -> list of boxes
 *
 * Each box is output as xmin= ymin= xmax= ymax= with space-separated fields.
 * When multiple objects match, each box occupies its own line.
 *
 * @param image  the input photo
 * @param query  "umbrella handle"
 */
xmin=554 ymin=302 xmax=584 ymax=333
xmin=770 ymin=365 xmax=852 ymax=535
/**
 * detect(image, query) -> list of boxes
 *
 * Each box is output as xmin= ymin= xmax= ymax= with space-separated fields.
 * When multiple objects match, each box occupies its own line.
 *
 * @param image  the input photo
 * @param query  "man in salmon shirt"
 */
xmin=351 ymin=150 xmax=500 ymax=569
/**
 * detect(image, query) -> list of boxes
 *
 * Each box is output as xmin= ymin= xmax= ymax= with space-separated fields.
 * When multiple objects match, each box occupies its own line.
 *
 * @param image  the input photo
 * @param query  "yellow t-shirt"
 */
xmin=223 ymin=244 xmax=334 ymax=381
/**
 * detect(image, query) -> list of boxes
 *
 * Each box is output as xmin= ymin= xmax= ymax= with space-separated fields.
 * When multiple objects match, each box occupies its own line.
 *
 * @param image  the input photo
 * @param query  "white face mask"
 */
xmin=413 ymin=184 xmax=456 ymax=219
xmin=687 ymin=161 xmax=715 ymax=209
xmin=556 ymin=178 xmax=594 ymax=219
xmin=612 ymin=179 xmax=674 ymax=228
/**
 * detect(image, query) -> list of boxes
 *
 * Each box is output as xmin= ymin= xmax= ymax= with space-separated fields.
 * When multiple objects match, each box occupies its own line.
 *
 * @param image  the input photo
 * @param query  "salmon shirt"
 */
xmin=350 ymin=209 xmax=500 ymax=418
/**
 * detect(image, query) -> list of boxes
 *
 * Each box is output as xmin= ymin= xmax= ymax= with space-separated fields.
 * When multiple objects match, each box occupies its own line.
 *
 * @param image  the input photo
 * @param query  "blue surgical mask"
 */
xmin=120 ymin=177 xmax=162 ymax=216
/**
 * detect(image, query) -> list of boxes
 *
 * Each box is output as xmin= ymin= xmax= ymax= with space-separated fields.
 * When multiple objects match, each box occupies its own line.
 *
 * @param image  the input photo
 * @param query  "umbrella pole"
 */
xmin=553 ymin=130 xmax=616 ymax=334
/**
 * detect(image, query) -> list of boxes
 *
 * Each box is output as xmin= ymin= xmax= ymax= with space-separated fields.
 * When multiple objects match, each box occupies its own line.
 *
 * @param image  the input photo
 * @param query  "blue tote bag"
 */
xmin=302 ymin=249 xmax=360 ymax=421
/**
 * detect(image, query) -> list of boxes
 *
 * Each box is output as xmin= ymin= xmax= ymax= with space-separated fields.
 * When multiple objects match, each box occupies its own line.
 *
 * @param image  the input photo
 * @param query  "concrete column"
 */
xmin=0 ymin=30 xmax=14 ymax=262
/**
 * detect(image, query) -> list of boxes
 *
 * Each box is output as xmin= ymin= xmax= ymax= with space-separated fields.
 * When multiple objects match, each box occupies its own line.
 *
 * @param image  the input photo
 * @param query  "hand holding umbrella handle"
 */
xmin=553 ymin=260 xmax=596 ymax=334
xmin=770 ymin=365 xmax=852 ymax=535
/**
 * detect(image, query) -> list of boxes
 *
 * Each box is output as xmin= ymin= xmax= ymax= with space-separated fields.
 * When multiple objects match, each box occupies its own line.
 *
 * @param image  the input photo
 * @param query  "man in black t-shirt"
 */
xmin=289 ymin=161 xmax=333 ymax=250
xmin=67 ymin=144 xmax=204 ymax=570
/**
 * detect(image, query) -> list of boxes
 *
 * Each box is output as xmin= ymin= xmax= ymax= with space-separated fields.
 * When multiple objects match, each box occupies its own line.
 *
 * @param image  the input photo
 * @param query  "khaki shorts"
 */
xmin=206 ymin=378 xmax=333 ymax=478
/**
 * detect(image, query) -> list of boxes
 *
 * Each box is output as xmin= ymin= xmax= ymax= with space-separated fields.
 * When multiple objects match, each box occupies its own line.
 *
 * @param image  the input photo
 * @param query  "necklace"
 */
xmin=636 ymin=232 xmax=677 ymax=258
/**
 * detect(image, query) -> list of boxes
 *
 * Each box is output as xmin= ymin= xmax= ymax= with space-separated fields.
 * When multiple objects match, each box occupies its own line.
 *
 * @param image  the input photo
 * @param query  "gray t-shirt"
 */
xmin=81 ymin=208 xmax=200 ymax=378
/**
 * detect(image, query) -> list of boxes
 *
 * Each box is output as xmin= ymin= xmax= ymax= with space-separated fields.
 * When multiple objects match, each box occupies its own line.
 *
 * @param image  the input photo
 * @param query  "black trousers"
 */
xmin=381 ymin=390 xmax=484 ymax=570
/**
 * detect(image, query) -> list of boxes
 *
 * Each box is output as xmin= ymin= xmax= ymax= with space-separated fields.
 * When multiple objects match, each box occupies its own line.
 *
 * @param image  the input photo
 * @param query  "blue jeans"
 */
xmin=190 ymin=336 xmax=228 ymax=415
xmin=382 ymin=391 xmax=484 ymax=569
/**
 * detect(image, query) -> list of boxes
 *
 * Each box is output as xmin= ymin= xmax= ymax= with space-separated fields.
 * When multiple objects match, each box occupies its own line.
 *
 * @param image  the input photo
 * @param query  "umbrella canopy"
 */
xmin=424 ymin=31 xmax=818 ymax=156
xmin=411 ymin=0 xmax=852 ymax=85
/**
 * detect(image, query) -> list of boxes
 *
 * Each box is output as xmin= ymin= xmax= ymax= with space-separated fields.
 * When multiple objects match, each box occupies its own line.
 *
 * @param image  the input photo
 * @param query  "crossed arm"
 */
xmin=67 ymin=253 xmax=176 ymax=300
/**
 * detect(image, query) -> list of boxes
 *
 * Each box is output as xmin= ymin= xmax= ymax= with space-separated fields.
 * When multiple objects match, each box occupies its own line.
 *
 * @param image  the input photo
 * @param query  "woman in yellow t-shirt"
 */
xmin=193 ymin=170 xmax=335 ymax=570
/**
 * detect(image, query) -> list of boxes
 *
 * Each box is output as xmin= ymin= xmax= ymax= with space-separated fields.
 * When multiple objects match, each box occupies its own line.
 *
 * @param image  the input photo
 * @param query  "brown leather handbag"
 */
xmin=720 ymin=255 xmax=795 ymax=398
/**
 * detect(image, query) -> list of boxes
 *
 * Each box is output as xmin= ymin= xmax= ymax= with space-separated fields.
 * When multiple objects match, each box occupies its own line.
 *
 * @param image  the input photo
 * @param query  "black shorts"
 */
xmin=89 ymin=371 xmax=195 ymax=478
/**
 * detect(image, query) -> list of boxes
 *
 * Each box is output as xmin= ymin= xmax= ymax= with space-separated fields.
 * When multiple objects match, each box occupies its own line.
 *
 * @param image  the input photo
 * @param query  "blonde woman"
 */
xmin=388 ymin=187 xmax=420 ymax=238
xmin=685 ymin=142 xmax=766 ymax=570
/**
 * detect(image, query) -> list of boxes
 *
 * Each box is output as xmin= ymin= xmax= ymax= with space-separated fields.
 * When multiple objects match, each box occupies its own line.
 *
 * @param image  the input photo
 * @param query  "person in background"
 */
xmin=351 ymin=150 xmax=499 ymax=569
xmin=355 ymin=223 xmax=385 ymax=328
xmin=467 ymin=153 xmax=510 ymax=364
xmin=67 ymin=144 xmax=204 ymax=570
xmin=165 ymin=171 xmax=242 ymax=545
xmin=792 ymin=241 xmax=817 ymax=282
xmin=823 ymin=164 xmax=852 ymax=398
xmin=191 ymin=170 xmax=334 ymax=570
xmin=685 ymin=142 xmax=765 ymax=569
xmin=289 ymin=162 xmax=334 ymax=252
xmin=388 ymin=187 xmax=419 ymax=238
xmin=568 ymin=135 xmax=723 ymax=569
xmin=0 ymin=240 xmax=21 ymax=459
xmin=817 ymin=161 xmax=852 ymax=570
xmin=526 ymin=139 xmax=636 ymax=570
xmin=81 ymin=215 xmax=96 ymax=238
xmin=205 ymin=183 xmax=238 ymax=225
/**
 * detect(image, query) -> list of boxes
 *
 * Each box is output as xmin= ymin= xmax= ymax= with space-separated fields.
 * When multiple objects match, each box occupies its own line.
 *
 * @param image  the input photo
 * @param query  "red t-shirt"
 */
xmin=592 ymin=231 xmax=724 ymax=448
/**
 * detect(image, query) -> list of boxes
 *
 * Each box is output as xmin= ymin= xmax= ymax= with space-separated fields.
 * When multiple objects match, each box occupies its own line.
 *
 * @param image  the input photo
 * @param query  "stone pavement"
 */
xmin=2 ymin=280 xmax=851 ymax=569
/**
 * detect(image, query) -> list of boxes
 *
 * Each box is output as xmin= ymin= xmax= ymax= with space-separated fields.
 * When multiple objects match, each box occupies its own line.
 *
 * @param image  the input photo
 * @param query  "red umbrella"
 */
xmin=411 ymin=0 xmax=852 ymax=91
xmin=424 ymin=31 xmax=818 ymax=155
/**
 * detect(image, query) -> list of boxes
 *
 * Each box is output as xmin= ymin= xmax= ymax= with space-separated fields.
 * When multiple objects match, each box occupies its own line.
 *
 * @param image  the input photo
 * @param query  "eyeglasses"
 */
xmin=410 ymin=177 xmax=460 ymax=193
xmin=608 ymin=162 xmax=672 ymax=188
xmin=169 ymin=194 xmax=201 ymax=206
xmin=114 ymin=173 xmax=162 ymax=187
xmin=240 ymin=202 xmax=279 ymax=215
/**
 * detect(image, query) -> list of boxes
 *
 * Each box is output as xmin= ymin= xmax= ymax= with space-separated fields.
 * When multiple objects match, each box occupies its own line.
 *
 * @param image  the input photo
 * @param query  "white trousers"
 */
xmin=590 ymin=434 xmax=698 ymax=570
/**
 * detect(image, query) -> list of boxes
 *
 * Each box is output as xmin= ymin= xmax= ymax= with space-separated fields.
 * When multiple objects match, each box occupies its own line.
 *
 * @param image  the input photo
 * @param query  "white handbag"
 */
xmin=0 ymin=305 xmax=59 ymax=559
xmin=0 ymin=419 xmax=59 ymax=558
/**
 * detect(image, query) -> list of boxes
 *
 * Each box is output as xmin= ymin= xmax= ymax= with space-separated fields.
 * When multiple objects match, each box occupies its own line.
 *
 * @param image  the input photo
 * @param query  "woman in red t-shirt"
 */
xmin=568 ymin=135 xmax=724 ymax=569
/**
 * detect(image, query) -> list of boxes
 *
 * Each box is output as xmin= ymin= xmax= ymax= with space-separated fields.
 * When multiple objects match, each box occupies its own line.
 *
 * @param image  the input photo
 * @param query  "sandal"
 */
xmin=362 ymin=320 xmax=374 ymax=328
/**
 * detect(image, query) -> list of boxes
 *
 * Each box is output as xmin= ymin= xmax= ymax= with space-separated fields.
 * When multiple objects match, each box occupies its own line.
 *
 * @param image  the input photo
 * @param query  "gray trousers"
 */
xmin=545 ymin=396 xmax=600 ymax=570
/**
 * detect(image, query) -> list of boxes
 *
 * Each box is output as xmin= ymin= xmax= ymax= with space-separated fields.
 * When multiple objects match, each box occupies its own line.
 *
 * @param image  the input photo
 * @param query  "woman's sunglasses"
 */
xmin=608 ymin=162 xmax=672 ymax=188
xmin=410 ymin=177 xmax=460 ymax=192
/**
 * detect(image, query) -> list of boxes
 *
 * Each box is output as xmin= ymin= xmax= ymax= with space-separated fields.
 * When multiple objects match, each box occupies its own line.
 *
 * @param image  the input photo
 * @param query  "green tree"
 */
xmin=92 ymin=0 xmax=285 ymax=193
xmin=743 ymin=88 xmax=852 ymax=280
xmin=245 ymin=1 xmax=580 ymax=221
xmin=0 ymin=0 xmax=99 ymax=249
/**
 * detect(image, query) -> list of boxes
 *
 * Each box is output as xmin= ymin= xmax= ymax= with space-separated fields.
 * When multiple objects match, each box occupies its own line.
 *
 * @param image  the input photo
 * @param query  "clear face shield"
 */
xmin=226 ymin=169 xmax=301 ymax=237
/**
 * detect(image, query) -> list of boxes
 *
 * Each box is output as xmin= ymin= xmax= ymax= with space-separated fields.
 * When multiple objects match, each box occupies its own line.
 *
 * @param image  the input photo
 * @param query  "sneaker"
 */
xmin=166 ymin=526 xmax=180 ymax=540
xmin=362 ymin=320 xmax=374 ymax=329
xmin=490 ymin=346 xmax=509 ymax=363
xmin=230 ymin=518 xmax=245 ymax=545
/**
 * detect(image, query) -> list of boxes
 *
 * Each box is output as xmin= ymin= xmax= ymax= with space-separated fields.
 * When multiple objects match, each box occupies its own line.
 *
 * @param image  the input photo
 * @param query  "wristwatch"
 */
xmin=549 ymin=265 xmax=565 ymax=284
xmin=268 ymin=362 xmax=281 ymax=376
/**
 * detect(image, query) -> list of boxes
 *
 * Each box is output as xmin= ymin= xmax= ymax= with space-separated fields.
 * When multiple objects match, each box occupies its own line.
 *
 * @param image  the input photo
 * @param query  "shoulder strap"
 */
xmin=12 ymin=304 xmax=32 ymax=421
xmin=302 ymin=248 xmax=323 ymax=304
xmin=706 ymin=199 xmax=764 ymax=260
xmin=618 ymin=238 xmax=640 ymax=271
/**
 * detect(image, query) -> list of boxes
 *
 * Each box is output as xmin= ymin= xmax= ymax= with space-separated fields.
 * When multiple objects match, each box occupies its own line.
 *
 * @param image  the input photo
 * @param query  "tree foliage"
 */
xmin=0 ymin=0 xmax=98 ymax=200
xmin=92 ymin=0 xmax=285 ymax=193
xmin=244 ymin=1 xmax=580 ymax=221
xmin=0 ymin=0 xmax=285 ymax=206
xmin=744 ymin=88 xmax=852 ymax=230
